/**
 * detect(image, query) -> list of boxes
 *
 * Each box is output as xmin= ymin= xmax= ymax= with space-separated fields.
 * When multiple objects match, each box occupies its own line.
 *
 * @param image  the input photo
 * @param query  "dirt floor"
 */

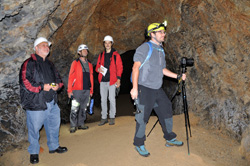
xmin=0 ymin=94 xmax=249 ymax=166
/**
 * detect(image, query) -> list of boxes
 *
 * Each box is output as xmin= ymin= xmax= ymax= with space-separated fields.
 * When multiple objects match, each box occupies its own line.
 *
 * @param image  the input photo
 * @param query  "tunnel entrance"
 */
xmin=120 ymin=50 xmax=135 ymax=94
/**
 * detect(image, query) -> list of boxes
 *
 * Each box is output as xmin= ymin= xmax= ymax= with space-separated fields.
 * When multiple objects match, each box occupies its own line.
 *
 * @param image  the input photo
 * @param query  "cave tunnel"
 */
xmin=0 ymin=0 xmax=250 ymax=162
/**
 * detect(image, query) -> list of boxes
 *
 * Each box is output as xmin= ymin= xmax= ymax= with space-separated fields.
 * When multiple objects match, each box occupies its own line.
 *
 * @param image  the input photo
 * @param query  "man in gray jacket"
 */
xmin=130 ymin=22 xmax=186 ymax=157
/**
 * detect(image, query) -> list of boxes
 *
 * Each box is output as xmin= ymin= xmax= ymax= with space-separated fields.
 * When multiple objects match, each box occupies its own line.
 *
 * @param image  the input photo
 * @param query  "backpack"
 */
xmin=130 ymin=42 xmax=165 ymax=82
xmin=130 ymin=42 xmax=154 ymax=82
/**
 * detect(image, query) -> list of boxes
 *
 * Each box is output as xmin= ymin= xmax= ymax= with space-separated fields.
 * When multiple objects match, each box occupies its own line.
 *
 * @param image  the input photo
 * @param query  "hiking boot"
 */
xmin=78 ymin=125 xmax=89 ymax=130
xmin=70 ymin=127 xmax=76 ymax=133
xmin=166 ymin=138 xmax=183 ymax=147
xmin=98 ymin=119 xmax=108 ymax=126
xmin=109 ymin=118 xmax=115 ymax=125
xmin=135 ymin=145 xmax=150 ymax=157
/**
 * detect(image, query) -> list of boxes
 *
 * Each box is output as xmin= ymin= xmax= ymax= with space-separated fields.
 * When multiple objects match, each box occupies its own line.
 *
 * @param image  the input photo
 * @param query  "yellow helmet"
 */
xmin=147 ymin=21 xmax=167 ymax=36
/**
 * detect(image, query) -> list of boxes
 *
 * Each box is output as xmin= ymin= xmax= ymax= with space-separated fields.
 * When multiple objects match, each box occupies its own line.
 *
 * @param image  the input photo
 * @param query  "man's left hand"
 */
xmin=116 ymin=79 xmax=121 ymax=88
xmin=182 ymin=74 xmax=186 ymax=81
xmin=52 ymin=84 xmax=59 ymax=91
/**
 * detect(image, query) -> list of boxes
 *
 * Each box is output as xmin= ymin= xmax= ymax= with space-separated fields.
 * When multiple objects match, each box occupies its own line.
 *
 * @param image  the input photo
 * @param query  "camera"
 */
xmin=180 ymin=57 xmax=194 ymax=73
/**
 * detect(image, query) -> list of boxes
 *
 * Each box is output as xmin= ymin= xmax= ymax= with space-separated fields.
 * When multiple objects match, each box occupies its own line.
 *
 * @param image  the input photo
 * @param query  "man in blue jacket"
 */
xmin=19 ymin=37 xmax=67 ymax=164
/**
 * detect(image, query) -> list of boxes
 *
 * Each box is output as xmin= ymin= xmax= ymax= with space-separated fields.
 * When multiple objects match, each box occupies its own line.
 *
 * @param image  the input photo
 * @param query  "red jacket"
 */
xmin=95 ymin=50 xmax=123 ymax=85
xmin=68 ymin=59 xmax=94 ymax=95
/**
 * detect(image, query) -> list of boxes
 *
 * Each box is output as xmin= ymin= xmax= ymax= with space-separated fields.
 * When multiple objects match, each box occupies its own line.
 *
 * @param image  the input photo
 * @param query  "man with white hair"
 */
xmin=67 ymin=44 xmax=94 ymax=133
xmin=19 ymin=37 xmax=67 ymax=164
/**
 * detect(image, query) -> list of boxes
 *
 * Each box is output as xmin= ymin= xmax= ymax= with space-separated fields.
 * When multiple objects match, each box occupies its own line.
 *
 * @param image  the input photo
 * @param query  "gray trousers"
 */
xmin=100 ymin=82 xmax=116 ymax=119
xmin=70 ymin=90 xmax=90 ymax=127
xmin=133 ymin=85 xmax=177 ymax=146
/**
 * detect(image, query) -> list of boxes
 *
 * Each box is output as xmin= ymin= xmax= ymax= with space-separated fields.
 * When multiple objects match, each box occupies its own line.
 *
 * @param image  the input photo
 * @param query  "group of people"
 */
xmin=19 ymin=22 xmax=186 ymax=164
xmin=67 ymin=35 xmax=123 ymax=133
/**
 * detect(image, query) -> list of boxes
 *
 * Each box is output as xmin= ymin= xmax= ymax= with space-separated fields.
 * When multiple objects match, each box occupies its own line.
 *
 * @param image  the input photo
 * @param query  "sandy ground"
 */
xmin=0 ymin=94 xmax=249 ymax=166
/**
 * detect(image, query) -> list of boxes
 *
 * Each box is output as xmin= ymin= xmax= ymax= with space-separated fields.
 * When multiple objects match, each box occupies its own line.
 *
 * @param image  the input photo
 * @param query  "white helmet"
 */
xmin=77 ymin=44 xmax=88 ymax=53
xmin=34 ymin=37 xmax=51 ymax=51
xmin=103 ymin=35 xmax=114 ymax=43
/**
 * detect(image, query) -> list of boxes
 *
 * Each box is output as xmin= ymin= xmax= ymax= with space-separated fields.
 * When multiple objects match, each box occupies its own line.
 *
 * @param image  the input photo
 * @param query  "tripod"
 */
xmin=181 ymin=78 xmax=192 ymax=155
xmin=147 ymin=68 xmax=192 ymax=155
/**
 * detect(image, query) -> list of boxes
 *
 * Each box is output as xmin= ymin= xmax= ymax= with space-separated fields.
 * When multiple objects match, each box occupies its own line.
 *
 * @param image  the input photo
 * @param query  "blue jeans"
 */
xmin=26 ymin=100 xmax=60 ymax=154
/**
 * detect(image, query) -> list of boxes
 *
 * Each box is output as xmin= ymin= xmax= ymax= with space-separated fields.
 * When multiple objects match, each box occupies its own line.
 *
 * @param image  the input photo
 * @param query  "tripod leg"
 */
xmin=182 ymin=81 xmax=190 ymax=155
xmin=184 ymin=110 xmax=190 ymax=155
xmin=147 ymin=119 xmax=159 ymax=137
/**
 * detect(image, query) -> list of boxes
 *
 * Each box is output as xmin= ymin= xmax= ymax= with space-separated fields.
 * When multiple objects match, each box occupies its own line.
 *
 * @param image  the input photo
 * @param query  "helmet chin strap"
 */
xmin=152 ymin=36 xmax=162 ymax=45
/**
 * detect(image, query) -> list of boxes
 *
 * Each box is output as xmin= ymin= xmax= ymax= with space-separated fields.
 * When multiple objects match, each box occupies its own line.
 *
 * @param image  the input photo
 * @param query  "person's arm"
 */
xmin=95 ymin=53 xmax=103 ymax=73
xmin=20 ymin=59 xmax=44 ymax=93
xmin=67 ymin=61 xmax=76 ymax=98
xmin=163 ymin=68 xmax=186 ymax=80
xmin=89 ymin=63 xmax=94 ymax=97
xmin=115 ymin=54 xmax=123 ymax=88
xmin=50 ymin=60 xmax=63 ymax=91
xmin=130 ymin=61 xmax=141 ymax=99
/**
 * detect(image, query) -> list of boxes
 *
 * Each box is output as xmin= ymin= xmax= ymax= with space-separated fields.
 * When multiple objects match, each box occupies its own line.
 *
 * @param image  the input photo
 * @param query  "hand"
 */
xmin=116 ymin=79 xmax=121 ymax=88
xmin=182 ymin=74 xmax=186 ymax=81
xmin=90 ymin=93 xmax=93 ymax=97
xmin=130 ymin=88 xmax=138 ymax=100
xmin=51 ymin=84 xmax=59 ymax=91
xmin=44 ymin=84 xmax=52 ymax=91
xmin=68 ymin=92 xmax=73 ymax=98
xmin=98 ymin=67 xmax=103 ymax=73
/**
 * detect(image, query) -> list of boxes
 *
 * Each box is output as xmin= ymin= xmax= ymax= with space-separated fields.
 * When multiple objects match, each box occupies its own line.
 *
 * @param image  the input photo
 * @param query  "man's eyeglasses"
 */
xmin=154 ymin=31 xmax=166 ymax=35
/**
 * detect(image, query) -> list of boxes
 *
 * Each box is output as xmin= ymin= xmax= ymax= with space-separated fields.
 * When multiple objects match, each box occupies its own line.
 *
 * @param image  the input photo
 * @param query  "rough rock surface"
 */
xmin=0 ymin=0 xmax=249 ymax=160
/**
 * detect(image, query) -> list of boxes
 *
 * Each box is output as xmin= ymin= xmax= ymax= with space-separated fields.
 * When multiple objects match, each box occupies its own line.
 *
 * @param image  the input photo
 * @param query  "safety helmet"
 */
xmin=147 ymin=20 xmax=167 ymax=37
xmin=77 ymin=44 xmax=88 ymax=53
xmin=33 ymin=37 xmax=51 ymax=51
xmin=103 ymin=35 xmax=114 ymax=43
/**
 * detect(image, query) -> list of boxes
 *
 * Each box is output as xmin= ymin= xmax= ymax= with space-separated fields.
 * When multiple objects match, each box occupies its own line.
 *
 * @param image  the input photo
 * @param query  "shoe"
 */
xmin=98 ymin=119 xmax=108 ymax=126
xmin=135 ymin=145 xmax=150 ymax=157
xmin=30 ymin=154 xmax=39 ymax=164
xmin=49 ymin=146 xmax=68 ymax=153
xmin=78 ymin=125 xmax=89 ymax=130
xmin=70 ymin=127 xmax=76 ymax=133
xmin=166 ymin=138 xmax=184 ymax=147
xmin=109 ymin=118 xmax=115 ymax=125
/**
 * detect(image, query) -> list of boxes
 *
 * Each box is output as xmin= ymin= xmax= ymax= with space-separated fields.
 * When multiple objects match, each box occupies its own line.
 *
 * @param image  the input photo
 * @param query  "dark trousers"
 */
xmin=133 ymin=85 xmax=177 ymax=146
xmin=70 ymin=90 xmax=90 ymax=127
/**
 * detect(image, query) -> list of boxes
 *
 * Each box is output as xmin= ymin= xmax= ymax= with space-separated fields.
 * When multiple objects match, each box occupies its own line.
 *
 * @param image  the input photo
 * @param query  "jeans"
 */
xmin=100 ymin=82 xmax=116 ymax=119
xmin=26 ymin=100 xmax=60 ymax=154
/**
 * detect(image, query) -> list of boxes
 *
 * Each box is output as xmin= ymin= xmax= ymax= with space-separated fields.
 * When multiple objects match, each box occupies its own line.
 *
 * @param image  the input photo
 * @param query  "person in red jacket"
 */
xmin=67 ymin=44 xmax=94 ymax=133
xmin=96 ymin=35 xmax=123 ymax=126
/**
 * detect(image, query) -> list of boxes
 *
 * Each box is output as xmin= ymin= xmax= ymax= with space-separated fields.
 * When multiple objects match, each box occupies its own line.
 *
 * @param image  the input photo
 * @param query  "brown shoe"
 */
xmin=98 ymin=119 xmax=108 ymax=126
xmin=109 ymin=118 xmax=115 ymax=125
xmin=70 ymin=127 xmax=76 ymax=133
xmin=78 ymin=125 xmax=89 ymax=130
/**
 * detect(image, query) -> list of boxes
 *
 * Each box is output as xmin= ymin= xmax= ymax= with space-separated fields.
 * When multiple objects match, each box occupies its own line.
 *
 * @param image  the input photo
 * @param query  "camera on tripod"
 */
xmin=180 ymin=57 xmax=194 ymax=73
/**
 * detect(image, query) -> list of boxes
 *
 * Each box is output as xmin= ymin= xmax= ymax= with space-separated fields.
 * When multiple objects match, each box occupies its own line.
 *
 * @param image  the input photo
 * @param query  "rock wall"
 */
xmin=0 ymin=0 xmax=249 ymax=160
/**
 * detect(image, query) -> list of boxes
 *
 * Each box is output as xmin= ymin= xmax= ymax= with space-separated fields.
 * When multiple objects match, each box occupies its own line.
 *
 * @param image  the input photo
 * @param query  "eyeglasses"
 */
xmin=154 ymin=31 xmax=166 ymax=35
